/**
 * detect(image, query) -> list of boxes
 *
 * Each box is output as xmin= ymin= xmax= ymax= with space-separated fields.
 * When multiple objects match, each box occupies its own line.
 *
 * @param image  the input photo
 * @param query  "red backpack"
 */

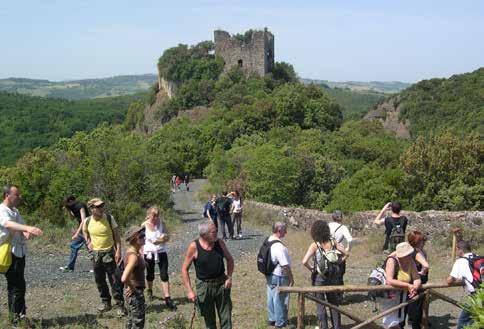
xmin=464 ymin=254 xmax=484 ymax=289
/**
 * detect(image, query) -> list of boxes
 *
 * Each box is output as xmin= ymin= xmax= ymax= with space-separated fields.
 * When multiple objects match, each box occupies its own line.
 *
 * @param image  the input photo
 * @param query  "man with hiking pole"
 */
xmin=181 ymin=220 xmax=234 ymax=329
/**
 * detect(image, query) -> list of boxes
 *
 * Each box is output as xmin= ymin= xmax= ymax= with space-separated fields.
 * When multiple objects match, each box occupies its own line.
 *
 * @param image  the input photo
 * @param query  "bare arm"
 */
xmin=181 ymin=242 xmax=197 ymax=302
xmin=219 ymin=239 xmax=234 ymax=289
xmin=281 ymin=265 xmax=294 ymax=286
xmin=3 ymin=220 xmax=42 ymax=236
xmin=301 ymin=243 xmax=317 ymax=272
xmin=82 ymin=219 xmax=91 ymax=250
xmin=73 ymin=208 xmax=86 ymax=239
xmin=121 ymin=253 xmax=138 ymax=296
xmin=415 ymin=251 xmax=429 ymax=275
xmin=374 ymin=202 xmax=391 ymax=225
xmin=113 ymin=227 xmax=122 ymax=263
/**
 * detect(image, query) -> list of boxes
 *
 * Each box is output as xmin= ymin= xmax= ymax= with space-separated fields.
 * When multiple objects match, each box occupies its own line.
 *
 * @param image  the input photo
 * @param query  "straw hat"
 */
xmin=395 ymin=242 xmax=414 ymax=258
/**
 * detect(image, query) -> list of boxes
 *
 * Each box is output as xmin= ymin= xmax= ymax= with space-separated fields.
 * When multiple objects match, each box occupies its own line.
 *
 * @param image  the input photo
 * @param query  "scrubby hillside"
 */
xmin=365 ymin=68 xmax=484 ymax=137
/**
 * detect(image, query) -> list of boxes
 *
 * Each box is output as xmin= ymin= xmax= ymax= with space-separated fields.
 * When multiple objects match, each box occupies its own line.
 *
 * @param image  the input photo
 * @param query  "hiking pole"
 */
xmin=451 ymin=228 xmax=462 ymax=262
xmin=189 ymin=298 xmax=198 ymax=329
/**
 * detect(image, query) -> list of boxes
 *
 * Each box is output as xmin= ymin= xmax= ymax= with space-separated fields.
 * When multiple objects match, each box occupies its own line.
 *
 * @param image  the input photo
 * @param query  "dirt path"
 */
xmin=0 ymin=179 xmax=265 ymax=288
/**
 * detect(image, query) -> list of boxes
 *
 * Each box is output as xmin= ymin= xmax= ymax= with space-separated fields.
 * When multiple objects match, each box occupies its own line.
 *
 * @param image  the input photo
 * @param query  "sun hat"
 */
xmin=87 ymin=198 xmax=105 ymax=208
xmin=395 ymin=242 xmax=414 ymax=258
xmin=125 ymin=226 xmax=145 ymax=242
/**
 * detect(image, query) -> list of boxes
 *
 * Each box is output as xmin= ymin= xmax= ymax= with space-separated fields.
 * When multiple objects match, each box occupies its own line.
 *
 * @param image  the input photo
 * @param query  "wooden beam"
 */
xmin=304 ymin=293 xmax=364 ymax=324
xmin=351 ymin=294 xmax=424 ymax=329
xmin=297 ymin=293 xmax=305 ymax=329
xmin=279 ymin=282 xmax=461 ymax=293
xmin=421 ymin=290 xmax=431 ymax=329
xmin=429 ymin=289 xmax=463 ymax=309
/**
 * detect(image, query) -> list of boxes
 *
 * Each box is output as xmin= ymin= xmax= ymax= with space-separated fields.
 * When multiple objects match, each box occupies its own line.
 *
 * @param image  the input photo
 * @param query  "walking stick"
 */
xmin=189 ymin=298 xmax=198 ymax=329
xmin=451 ymin=228 xmax=462 ymax=262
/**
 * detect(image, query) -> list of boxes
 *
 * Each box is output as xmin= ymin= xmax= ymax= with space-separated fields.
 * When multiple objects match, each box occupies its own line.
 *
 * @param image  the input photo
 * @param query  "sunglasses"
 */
xmin=92 ymin=204 xmax=104 ymax=209
xmin=138 ymin=233 xmax=146 ymax=239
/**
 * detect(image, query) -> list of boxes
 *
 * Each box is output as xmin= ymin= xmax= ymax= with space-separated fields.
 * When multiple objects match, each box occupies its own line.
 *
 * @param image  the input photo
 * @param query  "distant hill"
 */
xmin=364 ymin=67 xmax=484 ymax=137
xmin=0 ymin=92 xmax=145 ymax=165
xmin=301 ymin=78 xmax=411 ymax=94
xmin=0 ymin=74 xmax=157 ymax=100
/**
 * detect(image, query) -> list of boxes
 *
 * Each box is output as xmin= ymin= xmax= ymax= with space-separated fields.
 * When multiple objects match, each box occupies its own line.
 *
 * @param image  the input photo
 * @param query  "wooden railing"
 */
xmin=279 ymin=282 xmax=463 ymax=329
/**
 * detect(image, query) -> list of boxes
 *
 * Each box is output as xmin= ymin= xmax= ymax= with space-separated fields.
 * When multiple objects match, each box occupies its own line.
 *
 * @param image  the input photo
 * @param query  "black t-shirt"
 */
xmin=67 ymin=202 xmax=89 ymax=224
xmin=384 ymin=216 xmax=408 ymax=239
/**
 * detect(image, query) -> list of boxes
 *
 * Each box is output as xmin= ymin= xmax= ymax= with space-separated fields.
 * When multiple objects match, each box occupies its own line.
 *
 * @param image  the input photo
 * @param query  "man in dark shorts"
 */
xmin=59 ymin=195 xmax=89 ymax=272
xmin=181 ymin=221 xmax=234 ymax=329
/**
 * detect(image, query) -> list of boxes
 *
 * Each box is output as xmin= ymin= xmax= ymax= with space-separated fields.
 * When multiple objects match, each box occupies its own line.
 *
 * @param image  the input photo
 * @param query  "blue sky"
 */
xmin=1 ymin=0 xmax=482 ymax=82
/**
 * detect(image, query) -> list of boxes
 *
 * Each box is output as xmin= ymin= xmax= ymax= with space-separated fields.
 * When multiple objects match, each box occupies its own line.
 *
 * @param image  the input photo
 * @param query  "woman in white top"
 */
xmin=141 ymin=206 xmax=176 ymax=310
xmin=230 ymin=191 xmax=243 ymax=238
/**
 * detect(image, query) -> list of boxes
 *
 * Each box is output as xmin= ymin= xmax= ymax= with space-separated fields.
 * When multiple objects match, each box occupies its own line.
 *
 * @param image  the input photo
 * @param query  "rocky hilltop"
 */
xmin=363 ymin=95 xmax=411 ymax=138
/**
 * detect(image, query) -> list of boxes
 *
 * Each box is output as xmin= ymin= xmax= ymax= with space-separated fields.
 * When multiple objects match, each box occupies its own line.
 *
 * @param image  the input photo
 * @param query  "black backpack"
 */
xmin=387 ymin=217 xmax=406 ymax=251
xmin=257 ymin=237 xmax=282 ymax=275
xmin=216 ymin=197 xmax=232 ymax=216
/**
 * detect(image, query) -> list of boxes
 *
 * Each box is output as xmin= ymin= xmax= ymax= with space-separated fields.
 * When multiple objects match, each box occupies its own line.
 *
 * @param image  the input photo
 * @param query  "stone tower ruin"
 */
xmin=214 ymin=28 xmax=274 ymax=77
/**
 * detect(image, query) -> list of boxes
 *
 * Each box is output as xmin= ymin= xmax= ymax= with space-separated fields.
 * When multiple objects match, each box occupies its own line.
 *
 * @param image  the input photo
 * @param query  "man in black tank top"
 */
xmin=182 ymin=221 xmax=234 ymax=329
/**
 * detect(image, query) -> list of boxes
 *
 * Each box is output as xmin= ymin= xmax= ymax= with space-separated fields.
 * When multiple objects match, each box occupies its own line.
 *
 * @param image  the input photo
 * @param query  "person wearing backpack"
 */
xmin=382 ymin=242 xmax=421 ymax=329
xmin=0 ymin=185 xmax=43 ymax=325
xmin=204 ymin=194 xmax=218 ymax=230
xmin=447 ymin=240 xmax=480 ymax=329
xmin=374 ymin=201 xmax=408 ymax=252
xmin=302 ymin=220 xmax=346 ymax=329
xmin=263 ymin=222 xmax=294 ymax=329
xmin=82 ymin=198 xmax=125 ymax=315
xmin=329 ymin=210 xmax=352 ymax=285
xmin=216 ymin=192 xmax=234 ymax=240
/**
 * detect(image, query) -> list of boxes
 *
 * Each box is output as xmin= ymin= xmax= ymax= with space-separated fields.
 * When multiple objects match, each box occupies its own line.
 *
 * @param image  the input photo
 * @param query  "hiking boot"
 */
xmin=97 ymin=302 xmax=112 ymax=313
xmin=165 ymin=297 xmax=177 ymax=310
xmin=146 ymin=289 xmax=154 ymax=302
xmin=59 ymin=266 xmax=73 ymax=273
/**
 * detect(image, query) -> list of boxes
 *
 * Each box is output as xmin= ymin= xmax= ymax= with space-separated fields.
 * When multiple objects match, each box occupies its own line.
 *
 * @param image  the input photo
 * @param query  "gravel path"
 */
xmin=0 ymin=179 xmax=265 ymax=289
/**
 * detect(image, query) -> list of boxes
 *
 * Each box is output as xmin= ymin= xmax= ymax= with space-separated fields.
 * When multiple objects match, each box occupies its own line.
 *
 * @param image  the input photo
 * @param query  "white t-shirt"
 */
xmin=0 ymin=203 xmax=26 ymax=257
xmin=268 ymin=235 xmax=291 ymax=276
xmin=329 ymin=221 xmax=352 ymax=250
xmin=143 ymin=222 xmax=167 ymax=256
xmin=450 ymin=253 xmax=475 ymax=294
xmin=232 ymin=199 xmax=242 ymax=213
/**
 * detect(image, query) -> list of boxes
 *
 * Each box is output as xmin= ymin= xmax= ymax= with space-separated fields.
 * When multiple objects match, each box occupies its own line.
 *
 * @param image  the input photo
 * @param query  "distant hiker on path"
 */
xmin=265 ymin=222 xmax=294 ymax=329
xmin=181 ymin=221 xmax=234 ymax=329
xmin=59 ymin=195 xmax=89 ymax=272
xmin=82 ymin=198 xmax=125 ymax=315
xmin=216 ymin=192 xmax=234 ymax=240
xmin=0 ymin=185 xmax=43 ymax=325
xmin=175 ymin=176 xmax=182 ymax=191
xmin=374 ymin=201 xmax=408 ymax=252
xmin=141 ymin=206 xmax=176 ymax=310
xmin=302 ymin=220 xmax=346 ymax=329
xmin=230 ymin=191 xmax=243 ymax=239
xmin=329 ymin=210 xmax=352 ymax=285
xmin=171 ymin=175 xmax=176 ymax=192
xmin=447 ymin=241 xmax=478 ymax=329
xmin=204 ymin=194 xmax=218 ymax=231
xmin=184 ymin=174 xmax=190 ymax=191
xmin=122 ymin=226 xmax=146 ymax=329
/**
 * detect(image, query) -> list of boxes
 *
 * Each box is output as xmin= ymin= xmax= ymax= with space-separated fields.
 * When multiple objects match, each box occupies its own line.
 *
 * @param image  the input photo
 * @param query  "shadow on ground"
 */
xmin=32 ymin=314 xmax=104 ymax=328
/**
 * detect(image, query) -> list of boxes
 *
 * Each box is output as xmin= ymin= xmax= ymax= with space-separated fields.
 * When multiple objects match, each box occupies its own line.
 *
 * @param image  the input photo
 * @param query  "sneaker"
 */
xmin=165 ymin=297 xmax=177 ymax=311
xmin=267 ymin=321 xmax=276 ymax=326
xmin=97 ymin=302 xmax=112 ymax=313
xmin=89 ymin=269 xmax=94 ymax=273
xmin=238 ymin=233 xmax=243 ymax=238
xmin=59 ymin=266 xmax=73 ymax=273
xmin=114 ymin=302 xmax=127 ymax=317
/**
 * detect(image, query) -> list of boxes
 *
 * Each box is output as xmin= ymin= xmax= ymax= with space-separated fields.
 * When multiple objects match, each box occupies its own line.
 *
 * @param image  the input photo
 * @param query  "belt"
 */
xmin=200 ymin=275 xmax=226 ymax=283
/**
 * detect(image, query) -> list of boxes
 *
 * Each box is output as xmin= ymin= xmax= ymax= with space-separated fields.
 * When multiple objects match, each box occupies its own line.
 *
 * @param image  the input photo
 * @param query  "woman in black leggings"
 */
xmin=142 ymin=206 xmax=176 ymax=310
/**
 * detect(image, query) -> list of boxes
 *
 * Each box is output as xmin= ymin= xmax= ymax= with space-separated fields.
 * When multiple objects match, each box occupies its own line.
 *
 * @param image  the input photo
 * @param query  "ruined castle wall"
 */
xmin=214 ymin=29 xmax=274 ymax=77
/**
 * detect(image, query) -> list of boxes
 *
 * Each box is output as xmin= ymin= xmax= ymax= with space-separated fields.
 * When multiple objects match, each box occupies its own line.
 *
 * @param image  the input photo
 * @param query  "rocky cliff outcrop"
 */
xmin=246 ymin=200 xmax=483 ymax=239
xmin=139 ymin=88 xmax=169 ymax=134
xmin=364 ymin=95 xmax=411 ymax=138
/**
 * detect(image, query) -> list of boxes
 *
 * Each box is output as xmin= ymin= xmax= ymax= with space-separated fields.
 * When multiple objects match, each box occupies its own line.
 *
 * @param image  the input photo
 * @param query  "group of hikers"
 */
xmin=0 ymin=184 xmax=480 ymax=329
xmin=172 ymin=174 xmax=190 ymax=192
xmin=203 ymin=191 xmax=244 ymax=240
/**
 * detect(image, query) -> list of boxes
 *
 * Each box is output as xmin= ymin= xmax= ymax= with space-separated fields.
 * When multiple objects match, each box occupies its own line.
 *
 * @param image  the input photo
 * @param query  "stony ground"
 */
xmin=0 ymin=179 xmax=470 ymax=328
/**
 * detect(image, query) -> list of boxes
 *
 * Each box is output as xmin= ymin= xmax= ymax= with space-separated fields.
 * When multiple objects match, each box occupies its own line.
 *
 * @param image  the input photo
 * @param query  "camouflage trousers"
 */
xmin=125 ymin=288 xmax=145 ymax=329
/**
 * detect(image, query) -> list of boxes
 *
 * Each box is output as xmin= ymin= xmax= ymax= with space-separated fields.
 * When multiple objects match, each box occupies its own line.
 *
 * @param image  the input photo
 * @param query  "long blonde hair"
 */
xmin=146 ymin=206 xmax=162 ymax=226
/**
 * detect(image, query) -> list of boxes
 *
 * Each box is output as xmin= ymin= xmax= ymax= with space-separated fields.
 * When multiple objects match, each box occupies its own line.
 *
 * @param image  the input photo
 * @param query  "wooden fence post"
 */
xmin=297 ymin=293 xmax=305 ymax=329
xmin=421 ymin=290 xmax=431 ymax=329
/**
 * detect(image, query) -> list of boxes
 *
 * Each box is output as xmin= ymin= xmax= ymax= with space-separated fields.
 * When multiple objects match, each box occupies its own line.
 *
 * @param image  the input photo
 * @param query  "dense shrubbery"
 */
xmin=0 ymin=92 xmax=144 ymax=166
